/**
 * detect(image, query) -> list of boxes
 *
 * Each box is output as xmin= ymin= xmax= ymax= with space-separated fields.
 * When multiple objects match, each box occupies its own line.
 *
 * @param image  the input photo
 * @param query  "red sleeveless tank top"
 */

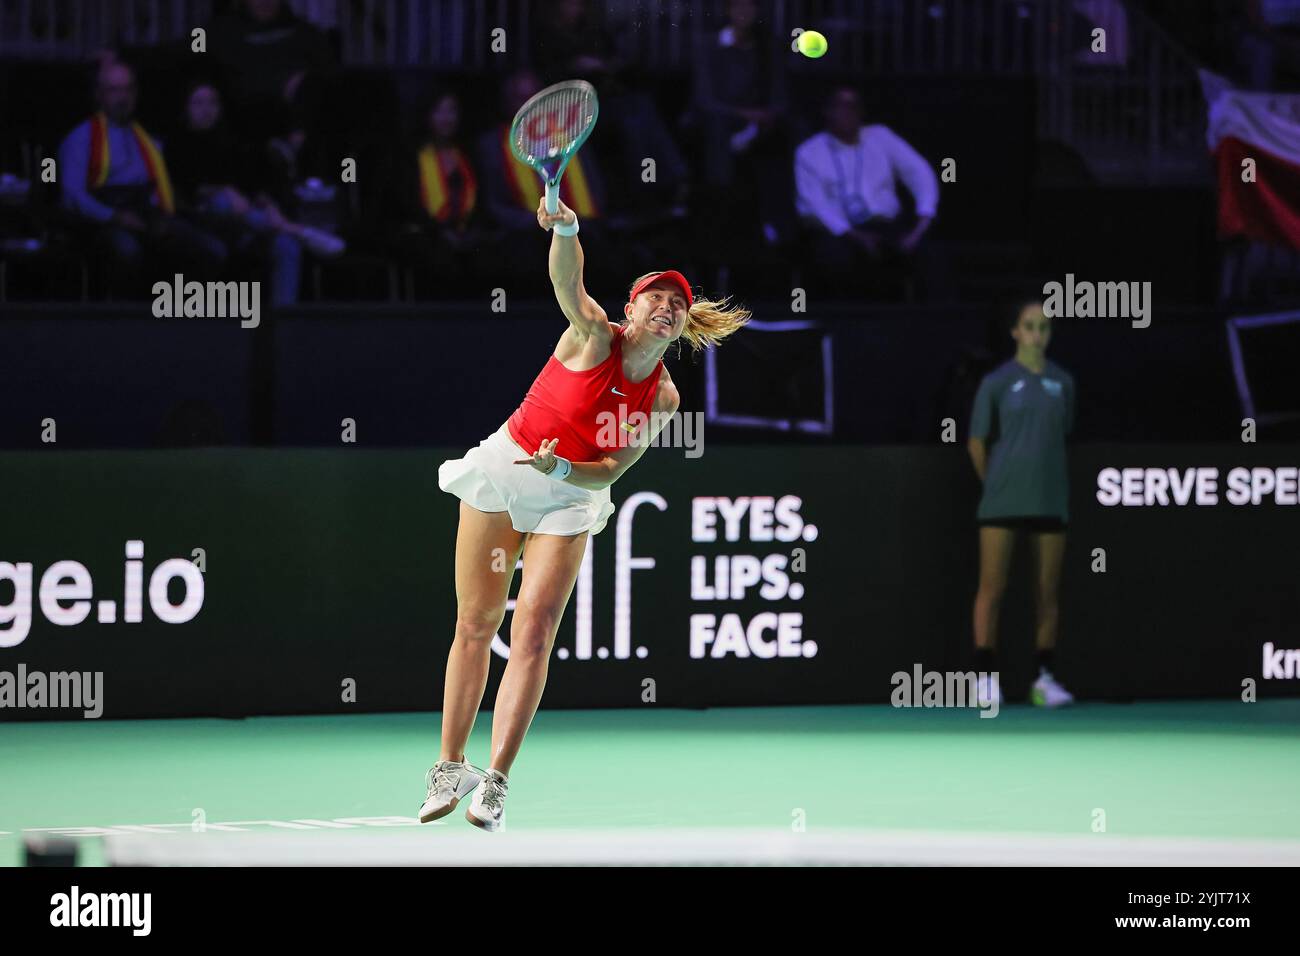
xmin=507 ymin=324 xmax=664 ymax=462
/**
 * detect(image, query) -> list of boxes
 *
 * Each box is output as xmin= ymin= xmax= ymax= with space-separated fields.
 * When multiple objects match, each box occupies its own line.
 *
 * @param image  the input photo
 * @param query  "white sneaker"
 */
xmin=418 ymin=759 xmax=483 ymax=823
xmin=465 ymin=769 xmax=509 ymax=831
xmin=1031 ymin=670 xmax=1075 ymax=708
xmin=976 ymin=672 xmax=1002 ymax=708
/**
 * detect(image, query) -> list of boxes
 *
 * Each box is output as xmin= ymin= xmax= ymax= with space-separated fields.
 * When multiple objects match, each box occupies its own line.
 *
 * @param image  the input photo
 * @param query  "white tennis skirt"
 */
xmin=438 ymin=421 xmax=615 ymax=536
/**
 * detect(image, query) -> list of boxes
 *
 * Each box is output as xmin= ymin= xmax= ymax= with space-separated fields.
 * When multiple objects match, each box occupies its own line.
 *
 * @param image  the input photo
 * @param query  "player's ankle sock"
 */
xmin=1037 ymin=648 xmax=1055 ymax=674
xmin=974 ymin=647 xmax=996 ymax=671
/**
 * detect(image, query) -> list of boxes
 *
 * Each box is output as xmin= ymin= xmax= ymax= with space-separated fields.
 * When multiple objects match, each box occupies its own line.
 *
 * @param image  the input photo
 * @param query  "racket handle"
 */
xmin=545 ymin=181 xmax=559 ymax=214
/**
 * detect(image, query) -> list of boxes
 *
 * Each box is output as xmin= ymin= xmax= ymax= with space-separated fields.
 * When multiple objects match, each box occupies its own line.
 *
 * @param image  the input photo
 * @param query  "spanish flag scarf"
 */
xmin=417 ymin=144 xmax=478 ymax=224
xmin=87 ymin=112 xmax=175 ymax=214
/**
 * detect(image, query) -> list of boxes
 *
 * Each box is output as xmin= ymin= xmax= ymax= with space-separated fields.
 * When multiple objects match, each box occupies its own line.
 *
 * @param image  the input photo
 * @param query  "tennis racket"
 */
xmin=508 ymin=79 xmax=599 ymax=216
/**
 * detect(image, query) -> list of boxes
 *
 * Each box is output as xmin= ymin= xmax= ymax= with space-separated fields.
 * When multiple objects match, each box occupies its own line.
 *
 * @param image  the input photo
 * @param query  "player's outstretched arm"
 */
xmin=538 ymin=196 xmax=607 ymax=335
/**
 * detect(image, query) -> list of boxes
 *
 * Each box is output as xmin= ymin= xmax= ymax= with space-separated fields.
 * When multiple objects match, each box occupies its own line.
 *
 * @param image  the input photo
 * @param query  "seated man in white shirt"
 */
xmin=794 ymin=86 xmax=941 ymax=299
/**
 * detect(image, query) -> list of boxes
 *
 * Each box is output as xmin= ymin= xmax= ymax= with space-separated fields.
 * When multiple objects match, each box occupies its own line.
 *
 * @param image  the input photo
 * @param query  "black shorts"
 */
xmin=977 ymin=516 xmax=1068 ymax=533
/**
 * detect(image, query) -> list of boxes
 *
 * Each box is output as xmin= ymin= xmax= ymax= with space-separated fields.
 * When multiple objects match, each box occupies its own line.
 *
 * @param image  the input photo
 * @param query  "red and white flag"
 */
xmin=1202 ymin=70 xmax=1300 ymax=249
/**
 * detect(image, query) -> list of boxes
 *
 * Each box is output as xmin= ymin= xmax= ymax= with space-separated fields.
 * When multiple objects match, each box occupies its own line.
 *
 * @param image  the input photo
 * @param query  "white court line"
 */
xmin=102 ymin=828 xmax=1300 ymax=867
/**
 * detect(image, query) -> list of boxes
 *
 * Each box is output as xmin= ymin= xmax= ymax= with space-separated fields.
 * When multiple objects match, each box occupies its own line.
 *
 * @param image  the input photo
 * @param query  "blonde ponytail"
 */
xmin=681 ymin=293 xmax=752 ymax=352
xmin=625 ymin=272 xmax=751 ymax=354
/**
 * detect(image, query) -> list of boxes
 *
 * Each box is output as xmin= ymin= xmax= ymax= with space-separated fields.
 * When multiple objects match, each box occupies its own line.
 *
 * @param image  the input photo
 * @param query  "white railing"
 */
xmin=0 ymin=0 xmax=1118 ymax=73
xmin=0 ymin=0 xmax=215 ymax=58
xmin=334 ymin=0 xmax=526 ymax=70
xmin=0 ymin=0 xmax=1206 ymax=182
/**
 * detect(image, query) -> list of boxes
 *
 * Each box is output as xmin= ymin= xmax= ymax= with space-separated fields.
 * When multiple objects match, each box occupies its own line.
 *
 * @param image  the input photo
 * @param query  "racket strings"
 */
xmin=517 ymin=86 xmax=595 ymax=161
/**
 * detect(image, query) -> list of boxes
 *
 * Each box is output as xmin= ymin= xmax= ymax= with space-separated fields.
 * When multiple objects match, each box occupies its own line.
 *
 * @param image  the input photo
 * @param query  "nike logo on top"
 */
xmin=611 ymin=387 xmax=627 ymax=396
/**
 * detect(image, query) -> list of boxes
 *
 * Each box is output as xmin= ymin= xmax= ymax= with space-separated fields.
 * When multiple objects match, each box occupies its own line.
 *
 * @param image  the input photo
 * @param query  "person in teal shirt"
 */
xmin=967 ymin=302 xmax=1076 ymax=708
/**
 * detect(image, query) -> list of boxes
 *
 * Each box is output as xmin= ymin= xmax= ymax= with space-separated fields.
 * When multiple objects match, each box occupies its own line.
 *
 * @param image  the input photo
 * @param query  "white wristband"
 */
xmin=553 ymin=217 xmax=579 ymax=237
xmin=544 ymin=456 xmax=572 ymax=481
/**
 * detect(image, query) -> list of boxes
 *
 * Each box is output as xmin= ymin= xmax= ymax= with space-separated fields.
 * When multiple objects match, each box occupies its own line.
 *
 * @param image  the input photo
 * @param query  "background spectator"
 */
xmin=58 ymin=60 xmax=227 ymax=297
xmin=794 ymin=86 xmax=940 ymax=300
xmin=391 ymin=89 xmax=489 ymax=298
xmin=168 ymin=82 xmax=345 ymax=305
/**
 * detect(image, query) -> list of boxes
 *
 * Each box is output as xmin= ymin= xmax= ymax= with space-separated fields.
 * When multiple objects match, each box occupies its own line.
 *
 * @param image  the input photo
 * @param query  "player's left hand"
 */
xmin=513 ymin=438 xmax=560 ymax=474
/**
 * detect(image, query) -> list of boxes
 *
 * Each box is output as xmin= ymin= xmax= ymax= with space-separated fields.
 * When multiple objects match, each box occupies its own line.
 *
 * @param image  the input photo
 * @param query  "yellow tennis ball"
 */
xmin=797 ymin=30 xmax=828 ymax=58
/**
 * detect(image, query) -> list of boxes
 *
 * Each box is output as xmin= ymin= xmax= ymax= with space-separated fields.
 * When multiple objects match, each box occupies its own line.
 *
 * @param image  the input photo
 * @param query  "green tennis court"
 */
xmin=5 ymin=700 xmax=1300 ymax=866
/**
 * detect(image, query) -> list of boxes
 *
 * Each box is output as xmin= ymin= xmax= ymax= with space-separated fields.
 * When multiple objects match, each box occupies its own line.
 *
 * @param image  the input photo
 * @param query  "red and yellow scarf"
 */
xmin=499 ymin=126 xmax=597 ymax=218
xmin=417 ymin=144 xmax=477 ymax=224
xmin=87 ymin=112 xmax=175 ymax=214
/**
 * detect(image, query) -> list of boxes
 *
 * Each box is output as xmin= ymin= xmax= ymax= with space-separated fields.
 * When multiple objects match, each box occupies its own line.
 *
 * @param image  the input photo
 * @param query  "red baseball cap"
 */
xmin=628 ymin=270 xmax=693 ymax=307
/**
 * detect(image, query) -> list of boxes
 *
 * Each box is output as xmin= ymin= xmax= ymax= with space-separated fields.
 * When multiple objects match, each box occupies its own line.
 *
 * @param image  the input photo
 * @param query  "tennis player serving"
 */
xmin=421 ymin=90 xmax=750 ymax=829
